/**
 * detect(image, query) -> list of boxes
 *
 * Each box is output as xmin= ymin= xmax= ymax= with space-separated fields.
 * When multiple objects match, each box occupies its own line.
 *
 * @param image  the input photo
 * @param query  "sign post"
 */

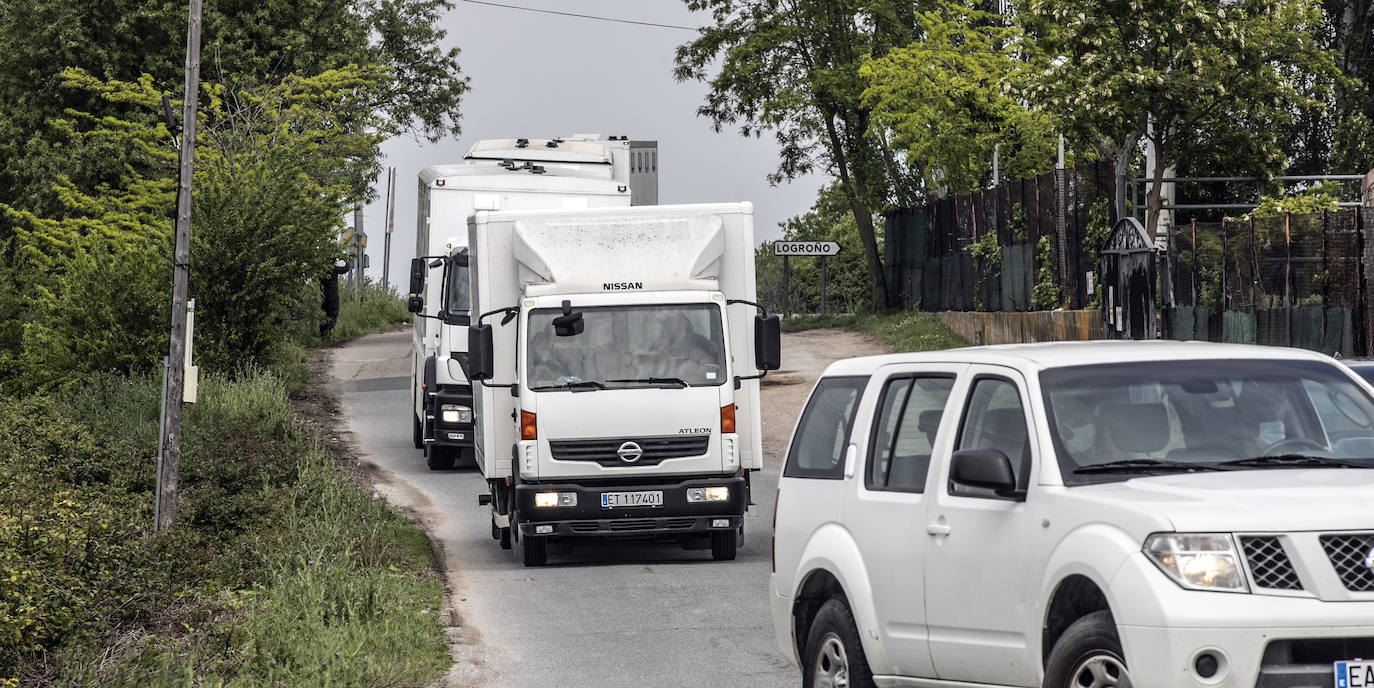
xmin=773 ymin=241 xmax=842 ymax=316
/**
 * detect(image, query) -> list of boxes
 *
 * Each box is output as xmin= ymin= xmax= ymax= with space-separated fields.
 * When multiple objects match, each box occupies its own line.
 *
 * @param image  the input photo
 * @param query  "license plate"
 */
xmin=601 ymin=491 xmax=663 ymax=508
xmin=1336 ymin=660 xmax=1373 ymax=688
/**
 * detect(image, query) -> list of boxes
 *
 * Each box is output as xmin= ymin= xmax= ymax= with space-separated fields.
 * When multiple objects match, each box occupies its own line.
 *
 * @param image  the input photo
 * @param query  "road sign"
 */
xmin=774 ymin=241 xmax=841 ymax=257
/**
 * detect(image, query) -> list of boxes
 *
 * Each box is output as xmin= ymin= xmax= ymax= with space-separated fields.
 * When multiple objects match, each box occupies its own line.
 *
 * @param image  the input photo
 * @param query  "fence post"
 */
xmin=1285 ymin=212 xmax=1292 ymax=347
xmin=1056 ymin=137 xmax=1068 ymax=297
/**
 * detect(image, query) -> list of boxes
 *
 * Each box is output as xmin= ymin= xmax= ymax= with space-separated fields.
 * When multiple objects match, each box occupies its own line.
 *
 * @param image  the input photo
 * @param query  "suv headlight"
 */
xmin=1144 ymin=533 xmax=1248 ymax=593
xmin=440 ymin=404 xmax=472 ymax=424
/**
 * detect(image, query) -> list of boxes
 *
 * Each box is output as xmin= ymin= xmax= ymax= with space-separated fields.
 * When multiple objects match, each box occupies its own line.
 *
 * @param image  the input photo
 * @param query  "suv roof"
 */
xmin=820 ymin=340 xmax=1335 ymax=377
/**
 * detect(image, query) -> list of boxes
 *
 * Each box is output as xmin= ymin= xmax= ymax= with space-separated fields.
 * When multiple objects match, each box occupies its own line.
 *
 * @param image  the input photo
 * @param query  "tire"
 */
xmin=412 ymin=410 xmax=423 ymax=449
xmin=426 ymin=446 xmax=457 ymax=471
xmin=491 ymin=516 xmax=512 ymax=549
xmin=801 ymin=597 xmax=874 ymax=688
xmin=1044 ymin=610 xmax=1131 ymax=688
xmin=710 ymin=528 xmax=738 ymax=561
xmin=521 ymin=534 xmax=547 ymax=566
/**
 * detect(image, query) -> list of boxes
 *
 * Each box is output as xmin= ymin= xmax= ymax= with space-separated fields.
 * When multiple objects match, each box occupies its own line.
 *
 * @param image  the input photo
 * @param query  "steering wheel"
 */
xmin=1261 ymin=437 xmax=1331 ymax=457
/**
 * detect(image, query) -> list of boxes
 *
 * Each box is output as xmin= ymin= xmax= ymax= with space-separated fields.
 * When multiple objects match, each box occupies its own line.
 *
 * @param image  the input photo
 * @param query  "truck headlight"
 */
xmin=534 ymin=492 xmax=577 ymax=508
xmin=1144 ymin=533 xmax=1248 ymax=593
xmin=440 ymin=404 xmax=471 ymax=424
xmin=687 ymin=486 xmax=730 ymax=503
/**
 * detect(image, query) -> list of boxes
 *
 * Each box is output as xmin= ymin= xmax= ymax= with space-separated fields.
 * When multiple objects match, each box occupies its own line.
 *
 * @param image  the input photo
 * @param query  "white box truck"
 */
xmin=406 ymin=137 xmax=653 ymax=469
xmin=465 ymin=202 xmax=781 ymax=566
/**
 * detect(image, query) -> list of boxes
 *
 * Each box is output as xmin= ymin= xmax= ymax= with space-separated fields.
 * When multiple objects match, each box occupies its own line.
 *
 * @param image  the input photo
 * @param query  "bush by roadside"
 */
xmin=329 ymin=283 xmax=411 ymax=342
xmin=782 ymin=311 xmax=968 ymax=352
xmin=2 ymin=364 xmax=449 ymax=685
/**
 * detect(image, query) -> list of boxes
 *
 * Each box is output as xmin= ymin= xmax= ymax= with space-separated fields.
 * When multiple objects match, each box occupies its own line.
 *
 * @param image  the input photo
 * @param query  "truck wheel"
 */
xmin=710 ymin=528 xmax=738 ymax=561
xmin=802 ymin=597 xmax=874 ymax=688
xmin=522 ymin=535 xmax=547 ymax=566
xmin=412 ymin=411 xmax=423 ymax=449
xmin=426 ymin=446 xmax=456 ymax=471
xmin=1044 ymin=610 xmax=1130 ymax=688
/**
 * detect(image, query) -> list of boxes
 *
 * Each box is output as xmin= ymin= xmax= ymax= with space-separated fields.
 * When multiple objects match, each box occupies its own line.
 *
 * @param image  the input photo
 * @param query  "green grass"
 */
xmin=329 ymin=284 xmax=410 ymax=342
xmin=4 ymin=367 xmax=450 ymax=686
xmin=782 ymin=311 xmax=969 ymax=352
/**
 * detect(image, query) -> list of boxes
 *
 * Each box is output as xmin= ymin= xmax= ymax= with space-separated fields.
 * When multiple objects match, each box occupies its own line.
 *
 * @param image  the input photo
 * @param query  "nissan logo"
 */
xmin=617 ymin=441 xmax=643 ymax=464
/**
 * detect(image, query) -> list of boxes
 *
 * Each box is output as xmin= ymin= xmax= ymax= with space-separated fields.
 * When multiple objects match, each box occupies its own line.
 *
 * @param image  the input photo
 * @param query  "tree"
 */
xmin=860 ymin=1 xmax=1056 ymax=195
xmin=756 ymin=184 xmax=877 ymax=314
xmin=1022 ymin=0 xmax=1340 ymax=234
xmin=675 ymin=0 xmax=921 ymax=309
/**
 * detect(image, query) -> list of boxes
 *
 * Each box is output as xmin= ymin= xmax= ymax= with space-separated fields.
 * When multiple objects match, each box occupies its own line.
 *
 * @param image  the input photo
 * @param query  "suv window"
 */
xmin=784 ymin=376 xmax=868 ymax=479
xmin=956 ymin=377 xmax=1031 ymax=494
xmin=867 ymin=375 xmax=954 ymax=492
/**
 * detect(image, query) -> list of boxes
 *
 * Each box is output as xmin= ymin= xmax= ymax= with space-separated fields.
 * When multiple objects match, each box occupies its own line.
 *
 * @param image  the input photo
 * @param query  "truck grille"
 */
xmin=1240 ymin=536 xmax=1304 ymax=591
xmin=1319 ymin=533 xmax=1374 ymax=592
xmin=549 ymin=435 xmax=710 ymax=467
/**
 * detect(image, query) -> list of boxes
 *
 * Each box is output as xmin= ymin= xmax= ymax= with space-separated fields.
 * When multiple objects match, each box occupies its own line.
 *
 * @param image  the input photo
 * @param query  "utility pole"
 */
xmin=156 ymin=0 xmax=203 ymax=533
xmin=384 ymin=166 xmax=396 ymax=290
xmin=353 ymin=206 xmax=365 ymax=294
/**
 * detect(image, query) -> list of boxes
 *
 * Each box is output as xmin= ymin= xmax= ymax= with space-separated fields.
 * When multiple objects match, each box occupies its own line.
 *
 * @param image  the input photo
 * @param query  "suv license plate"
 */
xmin=1335 ymin=660 xmax=1372 ymax=688
xmin=601 ymin=491 xmax=663 ymax=508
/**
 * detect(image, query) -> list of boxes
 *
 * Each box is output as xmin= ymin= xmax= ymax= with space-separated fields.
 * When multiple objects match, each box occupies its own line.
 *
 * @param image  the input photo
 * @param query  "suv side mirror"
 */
xmin=407 ymin=296 xmax=424 ymax=314
xmin=950 ymin=448 xmax=1018 ymax=496
xmin=408 ymin=258 xmax=425 ymax=295
xmin=755 ymin=314 xmax=781 ymax=371
xmin=468 ymin=324 xmax=494 ymax=380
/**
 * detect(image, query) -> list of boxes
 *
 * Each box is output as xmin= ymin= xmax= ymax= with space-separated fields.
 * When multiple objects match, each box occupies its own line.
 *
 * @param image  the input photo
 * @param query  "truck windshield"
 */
xmin=526 ymin=303 xmax=726 ymax=389
xmin=1041 ymin=358 xmax=1374 ymax=485
xmin=444 ymin=263 xmax=470 ymax=317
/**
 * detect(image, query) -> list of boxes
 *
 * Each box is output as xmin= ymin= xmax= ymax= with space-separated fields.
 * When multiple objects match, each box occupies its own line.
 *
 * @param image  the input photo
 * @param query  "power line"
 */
xmin=458 ymin=0 xmax=699 ymax=31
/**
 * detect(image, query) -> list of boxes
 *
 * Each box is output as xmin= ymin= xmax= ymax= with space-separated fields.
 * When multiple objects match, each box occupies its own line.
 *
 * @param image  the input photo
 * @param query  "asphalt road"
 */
xmin=328 ymin=328 xmax=889 ymax=687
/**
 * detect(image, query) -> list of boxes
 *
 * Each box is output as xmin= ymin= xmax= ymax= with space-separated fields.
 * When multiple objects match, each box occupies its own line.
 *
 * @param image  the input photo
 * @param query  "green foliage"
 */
xmin=1252 ymin=180 xmax=1342 ymax=218
xmin=755 ymin=185 xmax=878 ymax=314
xmin=675 ymin=0 xmax=923 ymax=308
xmin=781 ymin=311 xmax=968 ymax=352
xmin=1031 ymin=235 xmax=1062 ymax=310
xmin=964 ymin=230 xmax=1002 ymax=311
xmin=860 ymin=1 xmax=1056 ymax=194
xmin=330 ymin=283 xmax=412 ymax=342
xmin=1084 ymin=199 xmax=1112 ymax=309
xmin=1022 ymin=0 xmax=1340 ymax=229
xmin=3 ymin=370 xmax=449 ymax=685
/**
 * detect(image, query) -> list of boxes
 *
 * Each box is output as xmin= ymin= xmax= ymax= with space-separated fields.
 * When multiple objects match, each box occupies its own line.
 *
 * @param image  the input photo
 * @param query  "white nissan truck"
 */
xmin=771 ymin=341 xmax=1374 ymax=688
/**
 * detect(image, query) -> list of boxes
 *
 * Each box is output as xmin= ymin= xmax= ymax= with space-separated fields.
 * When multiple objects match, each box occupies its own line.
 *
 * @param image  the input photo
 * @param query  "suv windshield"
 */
xmin=526 ymin=303 xmax=726 ymax=390
xmin=1041 ymin=358 xmax=1374 ymax=484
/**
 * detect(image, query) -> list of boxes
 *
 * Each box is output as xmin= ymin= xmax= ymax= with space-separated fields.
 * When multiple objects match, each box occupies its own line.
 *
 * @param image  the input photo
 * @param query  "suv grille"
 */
xmin=1240 ymin=536 xmax=1303 ymax=591
xmin=549 ymin=435 xmax=710 ymax=467
xmin=1319 ymin=533 xmax=1374 ymax=592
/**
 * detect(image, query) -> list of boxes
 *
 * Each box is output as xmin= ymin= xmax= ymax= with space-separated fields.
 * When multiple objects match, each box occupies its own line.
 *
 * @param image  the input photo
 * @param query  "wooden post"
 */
xmin=156 ymin=0 xmax=203 ymax=533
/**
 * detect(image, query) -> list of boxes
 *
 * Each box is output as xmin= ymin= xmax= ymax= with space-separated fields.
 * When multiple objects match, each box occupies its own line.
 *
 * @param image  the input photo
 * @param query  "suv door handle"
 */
xmin=927 ymin=522 xmax=951 ymax=536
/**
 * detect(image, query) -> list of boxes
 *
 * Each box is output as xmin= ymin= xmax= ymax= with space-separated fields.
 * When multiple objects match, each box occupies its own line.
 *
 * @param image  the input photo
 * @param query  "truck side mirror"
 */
xmin=468 ymin=324 xmax=494 ymax=380
xmin=408 ymin=258 xmax=425 ymax=295
xmin=949 ymin=449 xmax=1021 ymax=499
xmin=407 ymin=296 xmax=424 ymax=314
xmin=754 ymin=314 xmax=781 ymax=371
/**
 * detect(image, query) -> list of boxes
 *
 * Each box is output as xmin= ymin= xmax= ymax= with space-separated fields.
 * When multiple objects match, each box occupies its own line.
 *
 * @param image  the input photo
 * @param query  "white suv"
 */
xmin=770 ymin=341 xmax=1374 ymax=688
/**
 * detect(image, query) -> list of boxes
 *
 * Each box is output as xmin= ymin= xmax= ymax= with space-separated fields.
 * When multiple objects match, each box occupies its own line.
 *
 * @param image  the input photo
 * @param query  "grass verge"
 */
xmin=782 ymin=311 xmax=968 ymax=352
xmin=329 ymin=283 xmax=411 ymax=342
xmin=2 ymin=367 xmax=450 ymax=685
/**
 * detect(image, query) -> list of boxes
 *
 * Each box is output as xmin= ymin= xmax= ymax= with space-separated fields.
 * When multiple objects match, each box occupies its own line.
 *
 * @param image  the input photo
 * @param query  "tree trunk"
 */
xmin=1145 ymin=137 xmax=1167 ymax=240
xmin=821 ymin=110 xmax=889 ymax=310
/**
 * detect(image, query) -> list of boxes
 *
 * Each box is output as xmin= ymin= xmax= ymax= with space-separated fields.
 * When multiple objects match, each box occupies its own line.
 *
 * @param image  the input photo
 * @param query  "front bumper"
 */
xmin=515 ymin=475 xmax=746 ymax=538
xmin=1111 ymin=553 xmax=1374 ymax=688
xmin=428 ymin=386 xmax=473 ymax=448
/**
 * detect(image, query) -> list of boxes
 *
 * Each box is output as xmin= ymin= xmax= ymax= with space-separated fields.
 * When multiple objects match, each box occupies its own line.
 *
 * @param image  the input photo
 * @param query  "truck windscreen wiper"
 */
xmin=1074 ymin=459 xmax=1230 ymax=474
xmin=1216 ymin=454 xmax=1368 ymax=469
xmin=607 ymin=377 xmax=691 ymax=388
xmin=531 ymin=380 xmax=607 ymax=392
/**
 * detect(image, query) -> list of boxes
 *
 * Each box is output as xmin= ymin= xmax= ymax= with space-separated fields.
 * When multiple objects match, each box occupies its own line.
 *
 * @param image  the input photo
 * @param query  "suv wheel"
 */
xmin=802 ymin=597 xmax=874 ymax=688
xmin=1044 ymin=610 xmax=1130 ymax=688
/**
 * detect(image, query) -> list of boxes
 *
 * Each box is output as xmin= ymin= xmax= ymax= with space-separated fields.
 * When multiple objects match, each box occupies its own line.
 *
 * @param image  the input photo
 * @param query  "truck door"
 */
xmin=847 ymin=364 xmax=962 ymax=678
xmin=922 ymin=366 xmax=1044 ymax=686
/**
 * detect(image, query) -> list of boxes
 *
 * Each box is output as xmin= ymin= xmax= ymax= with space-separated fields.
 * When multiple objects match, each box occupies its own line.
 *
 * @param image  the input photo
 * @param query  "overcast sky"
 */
xmin=360 ymin=0 xmax=827 ymax=289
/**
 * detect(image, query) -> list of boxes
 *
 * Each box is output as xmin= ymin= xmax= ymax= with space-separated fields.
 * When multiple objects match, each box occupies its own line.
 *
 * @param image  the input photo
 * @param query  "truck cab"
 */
xmin=466 ymin=203 xmax=780 ymax=566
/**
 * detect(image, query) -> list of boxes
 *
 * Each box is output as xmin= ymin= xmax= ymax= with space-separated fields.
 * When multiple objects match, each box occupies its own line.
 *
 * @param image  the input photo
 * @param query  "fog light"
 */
xmin=534 ymin=491 xmax=576 ymax=507
xmin=535 ymin=524 xmax=553 ymax=534
xmin=687 ymin=487 xmax=730 ymax=503
xmin=1195 ymin=653 xmax=1218 ymax=679
xmin=440 ymin=404 xmax=471 ymax=424
xmin=711 ymin=519 xmax=730 ymax=528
